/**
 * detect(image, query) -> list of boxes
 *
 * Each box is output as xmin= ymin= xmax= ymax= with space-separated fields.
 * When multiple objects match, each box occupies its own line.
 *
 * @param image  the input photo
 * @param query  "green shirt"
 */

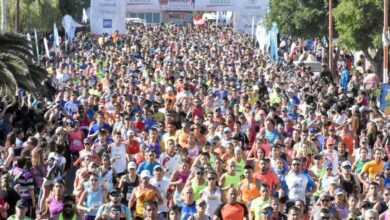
xmin=250 ymin=197 xmax=271 ymax=220
xmin=7 ymin=215 xmax=32 ymax=220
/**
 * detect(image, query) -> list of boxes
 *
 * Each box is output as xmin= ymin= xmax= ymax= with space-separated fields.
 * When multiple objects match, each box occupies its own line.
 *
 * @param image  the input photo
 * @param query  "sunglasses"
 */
xmin=90 ymin=179 xmax=98 ymax=182
xmin=110 ymin=193 xmax=120 ymax=197
xmin=197 ymin=172 xmax=204 ymax=175
xmin=207 ymin=177 xmax=215 ymax=181
xmin=292 ymin=163 xmax=301 ymax=166
xmin=110 ymin=210 xmax=120 ymax=215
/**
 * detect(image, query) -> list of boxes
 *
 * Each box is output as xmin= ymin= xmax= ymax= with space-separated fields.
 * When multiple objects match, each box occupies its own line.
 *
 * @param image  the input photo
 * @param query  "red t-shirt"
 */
xmin=253 ymin=171 xmax=278 ymax=191
xmin=127 ymin=139 xmax=140 ymax=155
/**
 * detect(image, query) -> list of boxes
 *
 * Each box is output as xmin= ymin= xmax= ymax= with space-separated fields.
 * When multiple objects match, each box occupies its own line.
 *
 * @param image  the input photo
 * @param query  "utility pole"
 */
xmin=384 ymin=0 xmax=389 ymax=83
xmin=15 ymin=0 xmax=20 ymax=32
xmin=328 ymin=0 xmax=333 ymax=78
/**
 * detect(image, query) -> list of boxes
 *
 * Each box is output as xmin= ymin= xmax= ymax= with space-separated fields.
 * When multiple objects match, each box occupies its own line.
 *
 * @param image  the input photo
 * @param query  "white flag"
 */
xmin=53 ymin=22 xmax=59 ymax=48
xmin=82 ymin=8 xmax=88 ymax=23
xmin=44 ymin=37 xmax=50 ymax=58
xmin=34 ymin=28 xmax=39 ymax=62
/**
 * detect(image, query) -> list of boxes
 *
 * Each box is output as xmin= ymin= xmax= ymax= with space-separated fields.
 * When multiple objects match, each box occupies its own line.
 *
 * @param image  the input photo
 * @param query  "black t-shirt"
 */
xmin=0 ymin=188 xmax=21 ymax=216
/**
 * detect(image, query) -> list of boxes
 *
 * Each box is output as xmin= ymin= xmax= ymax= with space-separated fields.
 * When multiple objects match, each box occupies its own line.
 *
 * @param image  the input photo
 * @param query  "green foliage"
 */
xmin=267 ymin=0 xmax=329 ymax=38
xmin=0 ymin=33 xmax=47 ymax=97
xmin=333 ymin=0 xmax=383 ymax=52
xmin=5 ymin=0 xmax=62 ymax=33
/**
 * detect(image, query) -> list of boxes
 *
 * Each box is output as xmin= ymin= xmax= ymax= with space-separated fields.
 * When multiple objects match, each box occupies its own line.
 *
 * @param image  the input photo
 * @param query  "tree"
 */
xmin=267 ymin=0 xmax=330 ymax=39
xmin=0 ymin=33 xmax=47 ymax=98
xmin=5 ymin=0 xmax=62 ymax=33
xmin=333 ymin=0 xmax=383 ymax=78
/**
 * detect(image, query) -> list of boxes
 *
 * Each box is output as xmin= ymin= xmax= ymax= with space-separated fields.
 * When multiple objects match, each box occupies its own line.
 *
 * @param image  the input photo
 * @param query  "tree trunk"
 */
xmin=15 ymin=0 xmax=19 ymax=32
xmin=363 ymin=48 xmax=383 ymax=82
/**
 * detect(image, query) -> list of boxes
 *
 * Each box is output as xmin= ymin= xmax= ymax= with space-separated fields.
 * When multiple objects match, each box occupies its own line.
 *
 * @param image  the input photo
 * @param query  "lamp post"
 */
xmin=328 ymin=0 xmax=333 ymax=78
xmin=384 ymin=0 xmax=389 ymax=83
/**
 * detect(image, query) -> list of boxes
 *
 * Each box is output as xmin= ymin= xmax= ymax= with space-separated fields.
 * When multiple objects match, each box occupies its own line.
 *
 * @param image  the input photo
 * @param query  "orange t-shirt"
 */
xmin=340 ymin=133 xmax=354 ymax=155
xmin=215 ymin=203 xmax=248 ymax=220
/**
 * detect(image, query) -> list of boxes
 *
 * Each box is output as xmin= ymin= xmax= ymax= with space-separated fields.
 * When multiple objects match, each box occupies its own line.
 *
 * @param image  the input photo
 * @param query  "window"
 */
xmin=145 ymin=13 xmax=153 ymax=23
xmin=153 ymin=13 xmax=160 ymax=23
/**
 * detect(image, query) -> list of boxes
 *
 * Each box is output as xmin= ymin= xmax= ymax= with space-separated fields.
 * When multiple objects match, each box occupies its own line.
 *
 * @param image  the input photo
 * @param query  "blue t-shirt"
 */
xmin=177 ymin=201 xmax=196 ymax=220
xmin=89 ymin=123 xmax=112 ymax=136
xmin=136 ymin=161 xmax=160 ymax=174
xmin=385 ymin=177 xmax=390 ymax=188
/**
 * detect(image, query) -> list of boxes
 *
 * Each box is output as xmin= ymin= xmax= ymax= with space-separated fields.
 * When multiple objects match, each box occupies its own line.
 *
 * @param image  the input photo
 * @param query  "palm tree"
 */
xmin=0 ymin=32 xmax=47 ymax=98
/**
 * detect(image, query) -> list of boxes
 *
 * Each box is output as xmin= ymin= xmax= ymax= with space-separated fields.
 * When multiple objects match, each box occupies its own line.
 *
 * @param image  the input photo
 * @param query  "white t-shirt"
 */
xmin=110 ymin=143 xmax=127 ymax=174
xmin=201 ymin=187 xmax=222 ymax=217
xmin=159 ymin=153 xmax=182 ymax=179
xmin=285 ymin=172 xmax=309 ymax=203
xmin=48 ymin=152 xmax=67 ymax=168
xmin=150 ymin=177 xmax=169 ymax=213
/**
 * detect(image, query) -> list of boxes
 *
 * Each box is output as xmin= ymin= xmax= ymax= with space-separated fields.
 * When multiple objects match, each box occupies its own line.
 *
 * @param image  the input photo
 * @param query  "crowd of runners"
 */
xmin=0 ymin=23 xmax=387 ymax=220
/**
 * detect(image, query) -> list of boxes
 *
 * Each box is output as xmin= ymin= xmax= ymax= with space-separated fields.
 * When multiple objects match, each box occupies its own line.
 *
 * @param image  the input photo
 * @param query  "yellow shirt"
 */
xmin=250 ymin=197 xmax=271 ymax=220
xmin=360 ymin=160 xmax=384 ymax=181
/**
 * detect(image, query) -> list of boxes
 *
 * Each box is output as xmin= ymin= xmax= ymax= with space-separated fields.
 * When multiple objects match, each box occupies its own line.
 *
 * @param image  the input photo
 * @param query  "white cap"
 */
xmin=223 ymin=127 xmax=231 ymax=133
xmin=140 ymin=170 xmax=151 ymax=179
xmin=127 ymin=130 xmax=135 ymax=137
xmin=127 ymin=161 xmax=137 ymax=170
xmin=341 ymin=161 xmax=352 ymax=168
xmin=234 ymin=146 xmax=242 ymax=153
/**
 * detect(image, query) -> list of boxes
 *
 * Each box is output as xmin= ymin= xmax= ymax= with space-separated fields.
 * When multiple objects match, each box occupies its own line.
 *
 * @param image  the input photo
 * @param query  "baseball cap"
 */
xmin=320 ymin=192 xmax=334 ymax=201
xmin=127 ymin=161 xmax=137 ymax=170
xmin=383 ymin=161 xmax=390 ymax=170
xmin=341 ymin=161 xmax=352 ymax=169
xmin=195 ymin=167 xmax=205 ymax=174
xmin=234 ymin=146 xmax=242 ymax=153
xmin=328 ymin=125 xmax=336 ymax=130
xmin=334 ymin=188 xmax=346 ymax=196
xmin=140 ymin=170 xmax=151 ymax=179
xmin=196 ymin=199 xmax=207 ymax=206
xmin=84 ymin=138 xmax=92 ymax=144
xmin=127 ymin=130 xmax=135 ymax=137
xmin=360 ymin=137 xmax=368 ymax=144
xmin=324 ymin=161 xmax=333 ymax=169
xmin=16 ymin=199 xmax=28 ymax=209
xmin=154 ymin=165 xmax=163 ymax=171
xmin=223 ymin=127 xmax=231 ymax=133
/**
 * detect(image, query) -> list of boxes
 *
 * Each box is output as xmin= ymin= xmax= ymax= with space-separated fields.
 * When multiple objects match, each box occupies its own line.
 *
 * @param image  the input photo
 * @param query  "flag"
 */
xmin=26 ymin=33 xmax=33 ymax=56
xmin=82 ymin=8 xmax=88 ymax=23
xmin=53 ymin=22 xmax=59 ymax=48
xmin=193 ymin=15 xmax=205 ymax=28
xmin=44 ymin=37 xmax=50 ymax=58
xmin=34 ymin=28 xmax=39 ymax=62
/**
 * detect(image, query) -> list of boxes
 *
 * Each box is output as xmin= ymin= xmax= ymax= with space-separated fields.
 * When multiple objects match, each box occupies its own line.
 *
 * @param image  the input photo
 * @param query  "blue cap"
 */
xmin=324 ymin=161 xmax=333 ymax=169
xmin=383 ymin=162 xmax=390 ymax=170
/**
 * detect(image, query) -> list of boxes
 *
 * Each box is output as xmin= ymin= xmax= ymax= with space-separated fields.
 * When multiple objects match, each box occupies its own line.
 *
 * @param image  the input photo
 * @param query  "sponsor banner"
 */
xmin=127 ymin=0 xmax=234 ymax=11
xmin=160 ymin=0 xmax=194 ymax=11
xmin=163 ymin=11 xmax=193 ymax=23
xmin=90 ymin=0 xmax=126 ymax=34
xmin=234 ymin=0 xmax=268 ymax=35
xmin=380 ymin=83 xmax=390 ymax=115
xmin=128 ymin=0 xmax=161 ymax=11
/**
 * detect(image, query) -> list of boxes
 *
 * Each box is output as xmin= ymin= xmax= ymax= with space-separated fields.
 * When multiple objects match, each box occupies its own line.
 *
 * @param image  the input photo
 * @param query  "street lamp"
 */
xmin=384 ymin=0 xmax=389 ymax=83
xmin=328 ymin=0 xmax=333 ymax=79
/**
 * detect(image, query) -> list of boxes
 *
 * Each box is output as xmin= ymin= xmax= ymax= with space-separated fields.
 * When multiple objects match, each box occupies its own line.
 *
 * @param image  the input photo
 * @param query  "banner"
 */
xmin=380 ymin=83 xmax=390 ymax=115
xmin=128 ymin=0 xmax=161 ymax=11
xmin=127 ymin=0 xmax=235 ymax=11
xmin=233 ymin=0 xmax=268 ymax=35
xmin=90 ymin=0 xmax=126 ymax=34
